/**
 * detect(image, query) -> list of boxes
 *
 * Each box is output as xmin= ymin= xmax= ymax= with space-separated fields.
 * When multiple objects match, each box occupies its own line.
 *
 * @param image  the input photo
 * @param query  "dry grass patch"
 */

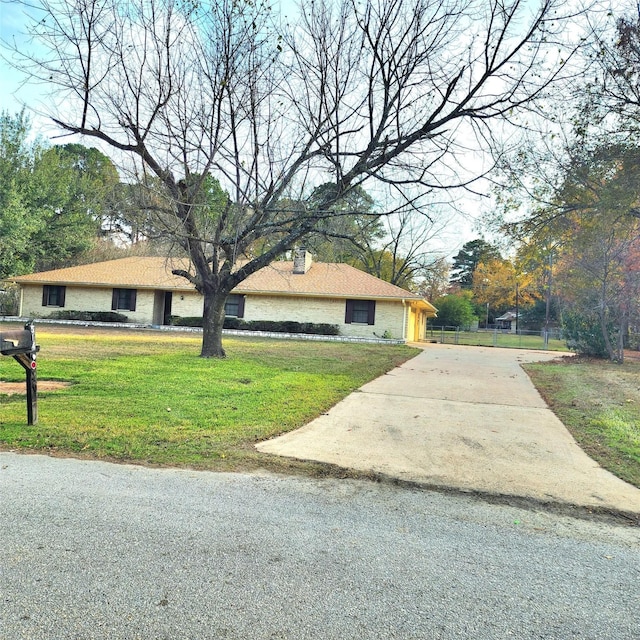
xmin=524 ymin=356 xmax=640 ymax=488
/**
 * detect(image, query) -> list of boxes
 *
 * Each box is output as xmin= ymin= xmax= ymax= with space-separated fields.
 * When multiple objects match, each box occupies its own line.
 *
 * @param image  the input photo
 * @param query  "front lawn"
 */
xmin=524 ymin=356 xmax=640 ymax=488
xmin=0 ymin=325 xmax=419 ymax=473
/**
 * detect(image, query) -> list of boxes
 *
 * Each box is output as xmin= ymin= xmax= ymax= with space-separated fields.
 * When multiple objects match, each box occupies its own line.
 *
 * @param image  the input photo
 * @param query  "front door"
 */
xmin=163 ymin=292 xmax=173 ymax=325
xmin=153 ymin=290 xmax=173 ymax=325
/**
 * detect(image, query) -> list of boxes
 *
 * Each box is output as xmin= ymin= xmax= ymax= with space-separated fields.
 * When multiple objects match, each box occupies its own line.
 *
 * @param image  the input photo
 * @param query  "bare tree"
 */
xmin=350 ymin=205 xmax=451 ymax=289
xmin=416 ymin=256 xmax=451 ymax=301
xmin=5 ymin=0 xmax=581 ymax=356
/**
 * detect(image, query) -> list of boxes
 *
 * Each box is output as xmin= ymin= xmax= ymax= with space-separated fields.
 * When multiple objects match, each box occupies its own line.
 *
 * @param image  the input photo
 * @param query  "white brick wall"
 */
xmin=20 ymin=284 xmax=409 ymax=339
xmin=245 ymin=295 xmax=406 ymax=339
xmin=170 ymin=292 xmax=203 ymax=318
xmin=21 ymin=285 xmax=156 ymax=325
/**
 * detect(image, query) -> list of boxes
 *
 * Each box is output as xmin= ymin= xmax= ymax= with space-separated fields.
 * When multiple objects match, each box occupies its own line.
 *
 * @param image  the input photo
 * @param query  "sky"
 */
xmin=0 ymin=1 xmax=480 ymax=259
xmin=1 ymin=3 xmax=33 ymax=111
xmin=0 ymin=2 xmax=55 ymax=134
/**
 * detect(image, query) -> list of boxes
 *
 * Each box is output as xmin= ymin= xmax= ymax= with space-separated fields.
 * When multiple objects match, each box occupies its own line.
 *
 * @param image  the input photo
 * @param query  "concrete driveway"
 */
xmin=257 ymin=344 xmax=640 ymax=516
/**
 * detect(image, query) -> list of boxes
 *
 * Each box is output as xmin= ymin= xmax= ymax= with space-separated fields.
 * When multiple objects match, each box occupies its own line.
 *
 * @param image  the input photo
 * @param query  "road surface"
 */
xmin=1 ymin=453 xmax=638 ymax=639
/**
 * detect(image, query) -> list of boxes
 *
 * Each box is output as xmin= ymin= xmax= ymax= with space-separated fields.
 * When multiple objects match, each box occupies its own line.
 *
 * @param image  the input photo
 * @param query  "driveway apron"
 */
xmin=257 ymin=344 xmax=640 ymax=515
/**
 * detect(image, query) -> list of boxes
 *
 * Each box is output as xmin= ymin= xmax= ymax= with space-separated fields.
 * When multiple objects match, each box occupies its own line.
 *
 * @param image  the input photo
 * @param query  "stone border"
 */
xmin=1 ymin=316 xmax=405 ymax=345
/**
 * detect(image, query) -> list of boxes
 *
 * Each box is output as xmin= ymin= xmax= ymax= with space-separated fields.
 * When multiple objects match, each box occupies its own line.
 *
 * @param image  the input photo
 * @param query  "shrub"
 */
xmin=241 ymin=320 xmax=340 ymax=335
xmin=0 ymin=285 xmax=19 ymax=315
xmin=172 ymin=316 xmax=339 ymax=335
xmin=49 ymin=310 xmax=129 ymax=323
xmin=431 ymin=293 xmax=477 ymax=329
xmin=562 ymin=311 xmax=611 ymax=358
xmin=173 ymin=316 xmax=204 ymax=327
xmin=311 ymin=323 xmax=340 ymax=336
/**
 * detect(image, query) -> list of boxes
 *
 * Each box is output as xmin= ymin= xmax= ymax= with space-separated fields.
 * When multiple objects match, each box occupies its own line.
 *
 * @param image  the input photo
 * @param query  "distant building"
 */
xmin=494 ymin=310 xmax=520 ymax=332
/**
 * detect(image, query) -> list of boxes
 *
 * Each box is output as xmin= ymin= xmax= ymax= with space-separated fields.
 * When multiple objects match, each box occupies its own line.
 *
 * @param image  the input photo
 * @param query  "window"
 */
xmin=345 ymin=300 xmax=375 ymax=325
xmin=42 ymin=285 xmax=66 ymax=308
xmin=111 ymin=288 xmax=137 ymax=312
xmin=224 ymin=294 xmax=245 ymax=318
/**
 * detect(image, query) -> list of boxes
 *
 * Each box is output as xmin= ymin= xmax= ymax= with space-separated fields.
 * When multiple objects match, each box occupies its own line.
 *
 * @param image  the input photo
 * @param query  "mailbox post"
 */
xmin=0 ymin=321 xmax=39 ymax=425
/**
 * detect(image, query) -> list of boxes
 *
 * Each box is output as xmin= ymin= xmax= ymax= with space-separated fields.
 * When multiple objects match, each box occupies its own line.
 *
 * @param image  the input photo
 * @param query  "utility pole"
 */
xmin=515 ymin=282 xmax=519 ymax=334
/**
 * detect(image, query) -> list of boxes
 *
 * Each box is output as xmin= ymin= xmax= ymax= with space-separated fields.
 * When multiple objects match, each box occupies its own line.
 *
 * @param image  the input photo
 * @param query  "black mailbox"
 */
xmin=0 ymin=329 xmax=36 ymax=355
xmin=0 ymin=322 xmax=39 ymax=424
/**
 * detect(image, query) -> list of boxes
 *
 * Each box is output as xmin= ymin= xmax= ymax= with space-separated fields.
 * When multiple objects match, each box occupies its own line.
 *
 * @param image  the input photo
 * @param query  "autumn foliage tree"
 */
xmin=555 ymin=198 xmax=640 ymax=362
xmin=505 ymin=141 xmax=640 ymax=360
xmin=472 ymin=258 xmax=538 ymax=320
xmin=450 ymin=239 xmax=502 ymax=289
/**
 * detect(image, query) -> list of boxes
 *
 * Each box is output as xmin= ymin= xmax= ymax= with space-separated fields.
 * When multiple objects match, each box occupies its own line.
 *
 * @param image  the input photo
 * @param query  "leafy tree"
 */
xmin=472 ymin=258 xmax=538 ymax=319
xmin=104 ymin=178 xmax=179 ymax=246
xmin=0 ymin=110 xmax=43 ymax=277
xmin=0 ymin=111 xmax=129 ymax=275
xmin=450 ymin=239 xmax=502 ymax=289
xmin=490 ymin=9 xmax=640 ymax=356
xmin=507 ymin=141 xmax=640 ymax=361
xmin=512 ymin=240 xmax=559 ymax=333
xmin=431 ymin=292 xmax=477 ymax=329
xmin=556 ymin=204 xmax=640 ymax=362
xmin=0 ymin=186 xmax=37 ymax=278
xmin=55 ymin=143 xmax=122 ymax=237
xmin=519 ymin=298 xmax=560 ymax=331
xmin=562 ymin=310 xmax=614 ymax=359
xmin=28 ymin=144 xmax=117 ymax=270
xmin=5 ymin=0 xmax=581 ymax=356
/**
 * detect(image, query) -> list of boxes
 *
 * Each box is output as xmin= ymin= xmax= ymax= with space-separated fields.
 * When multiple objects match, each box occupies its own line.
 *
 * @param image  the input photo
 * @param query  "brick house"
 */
xmin=7 ymin=252 xmax=437 ymax=342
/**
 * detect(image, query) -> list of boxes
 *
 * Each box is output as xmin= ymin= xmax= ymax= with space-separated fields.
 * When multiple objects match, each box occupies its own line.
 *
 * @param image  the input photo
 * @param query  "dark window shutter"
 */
xmin=111 ymin=289 xmax=118 ymax=310
xmin=59 ymin=286 xmax=66 ymax=308
xmin=130 ymin=289 xmax=137 ymax=312
xmin=345 ymin=300 xmax=354 ymax=324
xmin=237 ymin=295 xmax=245 ymax=319
xmin=42 ymin=286 xmax=49 ymax=306
xmin=368 ymin=300 xmax=376 ymax=325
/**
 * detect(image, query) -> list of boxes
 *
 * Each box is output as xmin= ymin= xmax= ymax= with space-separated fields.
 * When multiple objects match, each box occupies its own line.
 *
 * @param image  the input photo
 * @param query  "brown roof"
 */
xmin=9 ymin=256 xmax=435 ymax=309
xmin=10 ymin=257 xmax=190 ymax=290
xmin=236 ymin=261 xmax=427 ymax=302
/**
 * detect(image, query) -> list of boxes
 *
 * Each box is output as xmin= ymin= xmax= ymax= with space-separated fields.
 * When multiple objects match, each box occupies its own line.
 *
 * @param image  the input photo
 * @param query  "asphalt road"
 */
xmin=1 ymin=453 xmax=638 ymax=639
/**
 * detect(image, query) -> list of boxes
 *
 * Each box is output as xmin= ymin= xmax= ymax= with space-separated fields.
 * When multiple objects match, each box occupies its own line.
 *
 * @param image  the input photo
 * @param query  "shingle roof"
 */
xmin=235 ymin=261 xmax=426 ymax=301
xmin=10 ymin=257 xmax=190 ymax=290
xmin=9 ymin=256 xmax=435 ymax=309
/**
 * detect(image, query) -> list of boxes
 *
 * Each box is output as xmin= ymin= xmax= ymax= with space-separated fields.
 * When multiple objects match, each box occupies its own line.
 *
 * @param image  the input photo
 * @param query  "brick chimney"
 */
xmin=293 ymin=248 xmax=312 ymax=274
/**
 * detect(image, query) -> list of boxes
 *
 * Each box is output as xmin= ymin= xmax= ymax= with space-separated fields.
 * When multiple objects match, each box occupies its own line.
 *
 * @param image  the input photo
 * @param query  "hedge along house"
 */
xmin=8 ymin=252 xmax=437 ymax=342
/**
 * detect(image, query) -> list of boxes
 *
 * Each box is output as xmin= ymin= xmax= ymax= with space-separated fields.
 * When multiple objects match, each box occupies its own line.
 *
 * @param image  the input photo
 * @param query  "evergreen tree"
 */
xmin=450 ymin=239 xmax=501 ymax=288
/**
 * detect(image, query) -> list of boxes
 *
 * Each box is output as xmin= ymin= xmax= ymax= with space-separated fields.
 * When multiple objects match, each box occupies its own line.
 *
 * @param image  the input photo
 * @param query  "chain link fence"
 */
xmin=425 ymin=327 xmax=568 ymax=351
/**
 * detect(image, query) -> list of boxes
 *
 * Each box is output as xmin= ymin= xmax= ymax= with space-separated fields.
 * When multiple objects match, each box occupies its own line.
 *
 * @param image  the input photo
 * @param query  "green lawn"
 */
xmin=3 ymin=325 xmax=638 ymax=489
xmin=0 ymin=325 xmax=418 ymax=473
xmin=524 ymin=356 xmax=640 ymax=488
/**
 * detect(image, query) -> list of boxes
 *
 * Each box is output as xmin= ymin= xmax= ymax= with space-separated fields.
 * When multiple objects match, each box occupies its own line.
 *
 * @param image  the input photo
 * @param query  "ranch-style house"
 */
xmin=8 ymin=252 xmax=437 ymax=342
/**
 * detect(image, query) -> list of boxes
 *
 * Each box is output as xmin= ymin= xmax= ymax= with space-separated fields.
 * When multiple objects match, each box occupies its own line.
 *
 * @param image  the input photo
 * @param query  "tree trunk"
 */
xmin=201 ymin=291 xmax=228 ymax=358
xmin=599 ymin=308 xmax=618 ymax=363
xmin=617 ymin=316 xmax=625 ymax=364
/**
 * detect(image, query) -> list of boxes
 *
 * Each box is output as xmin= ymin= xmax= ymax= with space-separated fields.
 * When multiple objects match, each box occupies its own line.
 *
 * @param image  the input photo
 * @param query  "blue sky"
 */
xmin=1 ymin=3 xmax=31 ymax=108
xmin=0 ymin=1 xmax=52 ymax=132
